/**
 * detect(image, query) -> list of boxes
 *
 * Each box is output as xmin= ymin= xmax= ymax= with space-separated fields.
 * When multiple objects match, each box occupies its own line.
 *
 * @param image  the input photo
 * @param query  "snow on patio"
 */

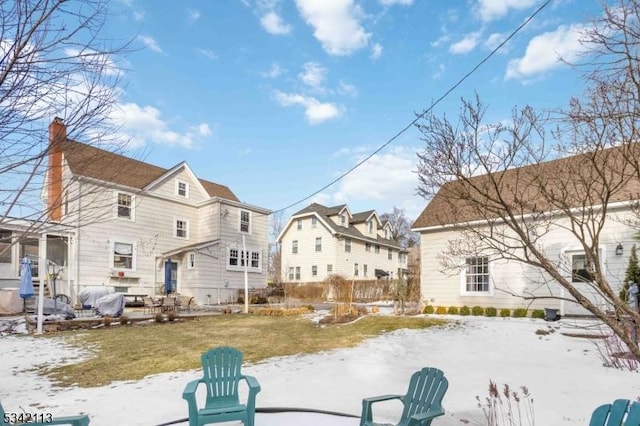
xmin=1 ymin=315 xmax=639 ymax=425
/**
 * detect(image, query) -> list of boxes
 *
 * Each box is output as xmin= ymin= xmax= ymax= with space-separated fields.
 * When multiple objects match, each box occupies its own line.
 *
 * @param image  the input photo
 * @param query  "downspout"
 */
xmin=75 ymin=180 xmax=81 ymax=301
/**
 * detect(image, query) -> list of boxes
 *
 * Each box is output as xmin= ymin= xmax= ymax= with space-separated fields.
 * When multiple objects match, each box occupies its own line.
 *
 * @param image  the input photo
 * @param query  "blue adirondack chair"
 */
xmin=360 ymin=367 xmax=448 ymax=426
xmin=590 ymin=399 xmax=640 ymax=426
xmin=182 ymin=346 xmax=261 ymax=426
xmin=0 ymin=401 xmax=89 ymax=425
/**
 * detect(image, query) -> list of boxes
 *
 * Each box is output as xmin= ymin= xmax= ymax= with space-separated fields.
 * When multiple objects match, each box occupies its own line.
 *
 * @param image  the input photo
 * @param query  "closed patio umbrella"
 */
xmin=19 ymin=257 xmax=34 ymax=313
xmin=164 ymin=258 xmax=173 ymax=295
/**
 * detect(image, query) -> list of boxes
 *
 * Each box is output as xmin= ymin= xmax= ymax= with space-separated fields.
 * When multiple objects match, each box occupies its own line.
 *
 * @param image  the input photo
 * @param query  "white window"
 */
xmin=315 ymin=237 xmax=322 ymax=252
xmin=327 ymin=264 xmax=333 ymax=274
xmin=295 ymin=266 xmax=301 ymax=280
xmin=229 ymin=249 xmax=239 ymax=266
xmin=364 ymin=264 xmax=368 ymax=277
xmin=365 ymin=243 xmax=371 ymax=252
xmin=388 ymin=248 xmax=392 ymax=260
xmin=113 ymin=241 xmax=134 ymax=270
xmin=368 ymin=220 xmax=373 ymax=234
xmin=311 ymin=217 xmax=317 ymax=228
xmin=292 ymin=240 xmax=298 ymax=254
xmin=188 ymin=252 xmax=196 ymax=269
xmin=227 ymin=248 xmax=262 ymax=272
xmin=0 ymin=231 xmax=11 ymax=264
xmin=175 ymin=219 xmax=188 ymax=239
xmin=345 ymin=238 xmax=351 ymax=253
xmin=240 ymin=210 xmax=251 ymax=233
xmin=288 ymin=267 xmax=294 ymax=280
xmin=354 ymin=263 xmax=359 ymax=276
xmin=464 ymin=257 xmax=490 ymax=293
xmin=375 ymin=245 xmax=380 ymax=254
xmin=297 ymin=219 xmax=302 ymax=230
xmin=117 ymin=192 xmax=132 ymax=219
xmin=340 ymin=214 xmax=346 ymax=226
xmin=176 ymin=180 xmax=189 ymax=198
xmin=312 ymin=265 xmax=318 ymax=277
xmin=385 ymin=228 xmax=390 ymax=239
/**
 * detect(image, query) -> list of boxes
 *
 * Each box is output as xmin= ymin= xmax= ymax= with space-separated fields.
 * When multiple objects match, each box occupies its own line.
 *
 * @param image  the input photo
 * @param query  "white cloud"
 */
xmin=324 ymin=146 xmax=423 ymax=219
xmin=338 ymin=81 xmax=358 ymax=97
xmin=112 ymin=103 xmax=210 ymax=148
xmin=370 ymin=43 xmax=383 ymax=59
xmin=196 ymin=123 xmax=212 ymax=137
xmin=295 ymin=0 xmax=370 ymax=56
xmin=299 ymin=62 xmax=327 ymax=89
xmin=484 ymin=32 xmax=508 ymax=51
xmin=64 ymin=48 xmax=122 ymax=76
xmin=449 ymin=32 xmax=481 ymax=54
xmin=476 ymin=0 xmax=538 ymax=22
xmin=187 ymin=9 xmax=201 ymax=21
xmin=261 ymin=11 xmax=292 ymax=35
xmin=506 ymin=24 xmax=585 ymax=80
xmin=380 ymin=0 xmax=413 ymax=5
xmin=138 ymin=35 xmax=162 ymax=53
xmin=198 ymin=49 xmax=218 ymax=60
xmin=261 ymin=63 xmax=285 ymax=78
xmin=133 ymin=11 xmax=145 ymax=21
xmin=274 ymin=91 xmax=341 ymax=124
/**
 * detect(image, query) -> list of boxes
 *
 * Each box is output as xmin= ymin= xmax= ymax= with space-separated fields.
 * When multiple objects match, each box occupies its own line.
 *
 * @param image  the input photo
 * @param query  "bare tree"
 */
xmin=268 ymin=211 xmax=286 ymax=284
xmin=0 ymin=0 xmax=130 ymax=252
xmin=415 ymin=0 xmax=640 ymax=362
xmin=380 ymin=207 xmax=419 ymax=248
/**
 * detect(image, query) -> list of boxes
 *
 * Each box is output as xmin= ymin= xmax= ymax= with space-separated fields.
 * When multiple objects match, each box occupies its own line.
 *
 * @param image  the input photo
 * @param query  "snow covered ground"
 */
xmin=1 ymin=315 xmax=638 ymax=425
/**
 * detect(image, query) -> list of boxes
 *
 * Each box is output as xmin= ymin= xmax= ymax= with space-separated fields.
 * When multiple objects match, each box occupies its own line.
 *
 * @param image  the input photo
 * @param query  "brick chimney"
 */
xmin=48 ymin=117 xmax=66 ymax=222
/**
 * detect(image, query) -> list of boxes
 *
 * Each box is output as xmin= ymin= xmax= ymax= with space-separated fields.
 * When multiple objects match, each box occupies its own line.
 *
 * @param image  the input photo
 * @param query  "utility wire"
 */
xmin=273 ymin=0 xmax=552 ymax=215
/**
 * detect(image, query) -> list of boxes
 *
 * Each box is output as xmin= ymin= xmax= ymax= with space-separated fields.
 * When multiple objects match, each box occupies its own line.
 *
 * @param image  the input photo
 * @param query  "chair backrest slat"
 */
xmin=401 ymin=367 xmax=448 ymax=420
xmin=202 ymin=347 xmax=244 ymax=404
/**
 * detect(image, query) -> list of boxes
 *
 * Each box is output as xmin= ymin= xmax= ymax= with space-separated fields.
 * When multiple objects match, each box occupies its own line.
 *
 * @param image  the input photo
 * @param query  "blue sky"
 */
xmin=103 ymin=0 xmax=604 ymax=221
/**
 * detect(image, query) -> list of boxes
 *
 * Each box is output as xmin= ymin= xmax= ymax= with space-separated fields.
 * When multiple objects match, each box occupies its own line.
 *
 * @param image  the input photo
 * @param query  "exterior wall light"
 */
xmin=616 ymin=243 xmax=624 ymax=256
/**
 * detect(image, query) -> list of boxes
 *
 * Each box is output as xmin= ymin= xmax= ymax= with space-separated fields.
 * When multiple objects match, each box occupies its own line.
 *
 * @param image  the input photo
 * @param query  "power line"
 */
xmin=273 ymin=0 xmax=552 ymax=215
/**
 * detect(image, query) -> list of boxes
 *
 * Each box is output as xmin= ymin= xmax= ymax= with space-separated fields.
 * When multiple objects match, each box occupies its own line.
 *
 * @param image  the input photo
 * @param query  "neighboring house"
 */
xmin=412 ymin=147 xmax=637 ymax=316
xmin=278 ymin=203 xmax=407 ymax=283
xmin=0 ymin=118 xmax=271 ymax=306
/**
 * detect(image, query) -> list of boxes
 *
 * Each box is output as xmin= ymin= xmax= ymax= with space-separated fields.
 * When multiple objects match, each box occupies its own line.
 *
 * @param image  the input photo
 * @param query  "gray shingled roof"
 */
xmin=293 ymin=203 xmax=402 ymax=250
xmin=412 ymin=144 xmax=640 ymax=229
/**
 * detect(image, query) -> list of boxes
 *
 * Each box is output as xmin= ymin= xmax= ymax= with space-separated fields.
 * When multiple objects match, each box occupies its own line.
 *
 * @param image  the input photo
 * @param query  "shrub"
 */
xmin=154 ymin=313 xmax=164 ymax=322
xmin=447 ymin=306 xmax=459 ymax=315
xmin=531 ymin=309 xmax=545 ymax=319
xmin=118 ymin=314 xmax=130 ymax=325
xmin=471 ymin=306 xmax=484 ymax=316
xmin=499 ymin=309 xmax=511 ymax=318
xmin=512 ymin=308 xmax=528 ymax=318
xmin=103 ymin=316 xmax=112 ymax=327
xmin=436 ymin=306 xmax=448 ymax=315
xmin=460 ymin=305 xmax=471 ymax=316
xmin=423 ymin=305 xmax=435 ymax=314
xmin=485 ymin=307 xmax=497 ymax=317
xmin=167 ymin=311 xmax=178 ymax=321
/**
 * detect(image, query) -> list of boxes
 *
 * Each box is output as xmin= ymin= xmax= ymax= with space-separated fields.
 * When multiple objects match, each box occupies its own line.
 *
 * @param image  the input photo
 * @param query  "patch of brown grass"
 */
xmin=35 ymin=315 xmax=446 ymax=388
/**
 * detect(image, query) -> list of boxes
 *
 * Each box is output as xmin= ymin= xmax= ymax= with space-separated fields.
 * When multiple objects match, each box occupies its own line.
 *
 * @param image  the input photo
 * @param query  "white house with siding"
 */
xmin=278 ymin=203 xmax=407 ymax=283
xmin=412 ymin=146 xmax=638 ymax=316
xmin=9 ymin=118 xmax=271 ymax=306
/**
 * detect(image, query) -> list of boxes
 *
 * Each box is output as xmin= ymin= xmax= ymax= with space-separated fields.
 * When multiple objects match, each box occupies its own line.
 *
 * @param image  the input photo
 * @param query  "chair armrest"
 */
xmin=361 ymin=394 xmax=403 ymax=425
xmin=408 ymin=407 xmax=445 ymax=426
xmin=243 ymin=375 xmax=261 ymax=393
xmin=363 ymin=394 xmax=403 ymax=404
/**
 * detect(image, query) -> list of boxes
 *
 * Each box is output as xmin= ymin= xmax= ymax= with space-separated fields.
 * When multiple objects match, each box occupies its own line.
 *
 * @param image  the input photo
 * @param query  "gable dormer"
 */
xmin=143 ymin=162 xmax=209 ymax=203
xmin=330 ymin=205 xmax=352 ymax=228
xmin=379 ymin=221 xmax=393 ymax=240
xmin=351 ymin=210 xmax=381 ymax=237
